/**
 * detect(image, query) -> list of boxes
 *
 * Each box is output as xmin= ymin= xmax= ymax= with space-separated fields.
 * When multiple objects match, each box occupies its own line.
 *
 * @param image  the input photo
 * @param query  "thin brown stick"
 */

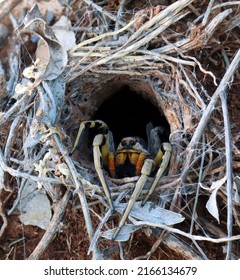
xmin=189 ymin=133 xmax=206 ymax=235
xmin=0 ymin=190 xmax=8 ymax=239
xmin=134 ymin=230 xmax=168 ymax=260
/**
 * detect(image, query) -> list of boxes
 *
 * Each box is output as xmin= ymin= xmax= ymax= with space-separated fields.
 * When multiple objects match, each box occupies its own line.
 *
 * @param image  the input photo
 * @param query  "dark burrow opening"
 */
xmin=94 ymin=86 xmax=170 ymax=146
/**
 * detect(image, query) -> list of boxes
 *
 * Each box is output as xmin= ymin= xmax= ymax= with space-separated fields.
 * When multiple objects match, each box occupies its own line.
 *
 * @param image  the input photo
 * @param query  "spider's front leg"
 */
xmin=71 ymin=120 xmax=115 ymax=211
xmin=93 ymin=134 xmax=115 ymax=211
xmin=112 ymin=158 xmax=154 ymax=241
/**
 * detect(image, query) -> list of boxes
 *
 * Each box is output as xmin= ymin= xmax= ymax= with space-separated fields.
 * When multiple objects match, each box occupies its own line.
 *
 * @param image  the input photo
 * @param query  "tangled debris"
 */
xmin=0 ymin=0 xmax=240 ymax=260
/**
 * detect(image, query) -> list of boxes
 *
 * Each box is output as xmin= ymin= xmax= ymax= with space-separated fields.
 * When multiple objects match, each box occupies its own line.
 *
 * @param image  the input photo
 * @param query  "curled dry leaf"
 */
xmin=205 ymin=176 xmax=227 ymax=223
xmin=53 ymin=15 xmax=76 ymax=51
xmin=18 ymin=4 xmax=67 ymax=81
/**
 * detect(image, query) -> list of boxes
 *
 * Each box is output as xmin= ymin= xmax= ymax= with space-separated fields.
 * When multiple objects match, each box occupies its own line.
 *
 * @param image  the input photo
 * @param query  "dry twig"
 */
xmin=1 ymin=0 xmax=240 ymax=261
xmin=181 ymin=49 xmax=240 ymax=180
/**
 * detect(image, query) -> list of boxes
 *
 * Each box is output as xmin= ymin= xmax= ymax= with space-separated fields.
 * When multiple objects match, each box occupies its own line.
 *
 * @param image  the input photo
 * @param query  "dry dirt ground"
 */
xmin=0 ymin=0 xmax=240 ymax=260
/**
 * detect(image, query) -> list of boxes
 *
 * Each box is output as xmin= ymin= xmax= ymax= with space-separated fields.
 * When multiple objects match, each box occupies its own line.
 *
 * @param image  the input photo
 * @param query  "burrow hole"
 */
xmin=94 ymin=86 xmax=170 ymax=146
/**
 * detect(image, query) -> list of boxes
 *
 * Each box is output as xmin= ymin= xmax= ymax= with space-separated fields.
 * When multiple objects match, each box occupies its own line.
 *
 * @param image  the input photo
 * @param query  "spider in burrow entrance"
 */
xmin=71 ymin=120 xmax=172 ymax=241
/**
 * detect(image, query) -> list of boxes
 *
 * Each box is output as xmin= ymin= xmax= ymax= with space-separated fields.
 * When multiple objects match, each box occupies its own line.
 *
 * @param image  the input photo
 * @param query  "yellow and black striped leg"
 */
xmin=71 ymin=120 xmax=109 ymax=155
xmin=141 ymin=142 xmax=172 ymax=206
xmin=71 ymin=120 xmax=115 ymax=211
xmin=93 ymin=134 xmax=115 ymax=211
xmin=112 ymin=159 xmax=154 ymax=241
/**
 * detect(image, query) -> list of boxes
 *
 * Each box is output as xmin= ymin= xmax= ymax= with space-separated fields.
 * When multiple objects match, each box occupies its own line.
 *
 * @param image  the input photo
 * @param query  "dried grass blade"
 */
xmin=181 ymin=49 xmax=240 ymax=179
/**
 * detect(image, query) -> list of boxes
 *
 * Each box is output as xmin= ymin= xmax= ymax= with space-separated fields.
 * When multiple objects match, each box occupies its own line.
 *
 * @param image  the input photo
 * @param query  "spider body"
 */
xmin=71 ymin=120 xmax=172 ymax=241
xmin=112 ymin=137 xmax=149 ymax=178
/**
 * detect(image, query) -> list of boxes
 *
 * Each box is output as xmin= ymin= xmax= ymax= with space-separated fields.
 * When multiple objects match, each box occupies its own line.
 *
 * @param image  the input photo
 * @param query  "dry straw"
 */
xmin=0 ymin=0 xmax=240 ymax=260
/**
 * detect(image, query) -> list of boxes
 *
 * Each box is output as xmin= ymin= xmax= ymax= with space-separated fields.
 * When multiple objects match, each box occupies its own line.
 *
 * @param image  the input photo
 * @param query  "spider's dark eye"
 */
xmin=121 ymin=140 xmax=126 ymax=146
xmin=130 ymin=139 xmax=136 ymax=145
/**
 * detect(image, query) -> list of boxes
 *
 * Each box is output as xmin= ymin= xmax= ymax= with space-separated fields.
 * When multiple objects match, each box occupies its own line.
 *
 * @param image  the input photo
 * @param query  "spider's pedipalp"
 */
xmin=146 ymin=122 xmax=164 ymax=157
xmin=142 ymin=142 xmax=172 ymax=206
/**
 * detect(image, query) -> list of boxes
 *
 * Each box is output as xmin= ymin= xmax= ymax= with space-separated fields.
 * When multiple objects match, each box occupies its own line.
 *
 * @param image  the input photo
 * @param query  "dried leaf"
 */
xmin=101 ymin=202 xmax=184 ymax=241
xmin=38 ymin=78 xmax=65 ymax=126
xmin=16 ymin=181 xmax=52 ymax=229
xmin=116 ymin=201 xmax=184 ymax=226
xmin=101 ymin=225 xmax=142 ymax=242
xmin=53 ymin=16 xmax=76 ymax=51
xmin=57 ymin=163 xmax=70 ymax=177
xmin=206 ymin=176 xmax=227 ymax=223
xmin=19 ymin=4 xmax=67 ymax=81
xmin=23 ymin=120 xmax=47 ymax=154
xmin=209 ymin=176 xmax=227 ymax=190
xmin=33 ymin=150 xmax=56 ymax=188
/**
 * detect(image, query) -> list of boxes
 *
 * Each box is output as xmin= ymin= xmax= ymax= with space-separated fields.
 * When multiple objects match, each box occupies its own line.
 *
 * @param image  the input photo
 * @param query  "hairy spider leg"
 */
xmin=71 ymin=120 xmax=115 ymax=211
xmin=141 ymin=142 xmax=172 ymax=206
xmin=112 ymin=158 xmax=154 ymax=241
xmin=71 ymin=120 xmax=108 ymax=155
xmin=93 ymin=134 xmax=115 ymax=211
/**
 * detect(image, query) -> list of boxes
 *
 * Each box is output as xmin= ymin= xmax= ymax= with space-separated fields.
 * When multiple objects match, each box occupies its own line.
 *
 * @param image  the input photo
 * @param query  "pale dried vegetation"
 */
xmin=0 ymin=0 xmax=240 ymax=260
